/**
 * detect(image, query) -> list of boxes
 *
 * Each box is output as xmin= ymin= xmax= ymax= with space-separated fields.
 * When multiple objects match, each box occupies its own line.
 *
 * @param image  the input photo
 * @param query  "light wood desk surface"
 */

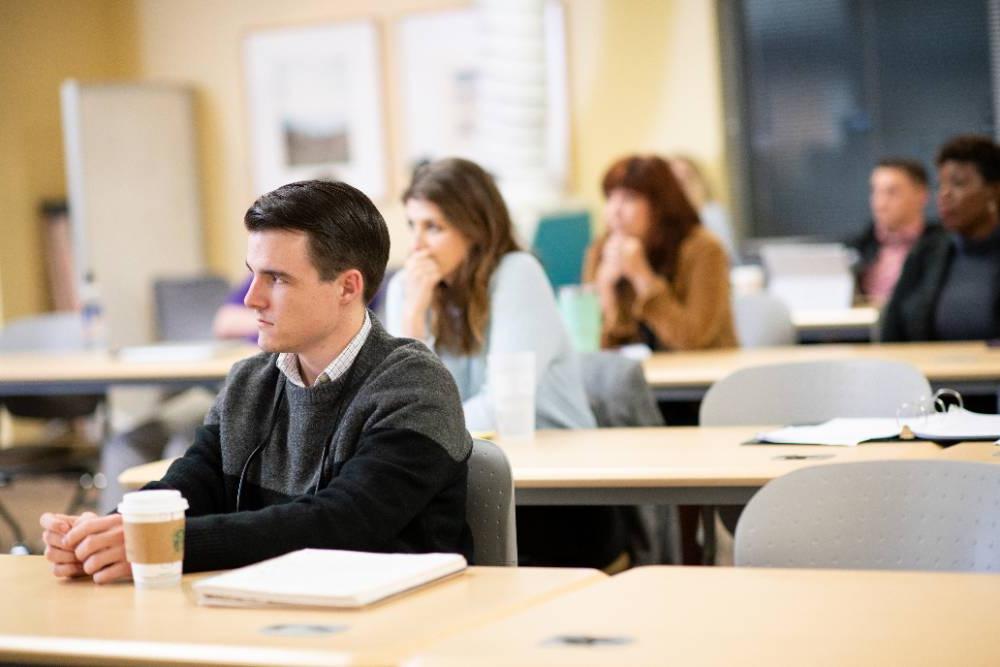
xmin=122 ymin=426 xmax=994 ymax=506
xmin=790 ymin=305 xmax=879 ymax=331
xmin=0 ymin=556 xmax=603 ymax=667
xmin=643 ymin=340 xmax=1000 ymax=396
xmin=0 ymin=344 xmax=258 ymax=396
xmin=409 ymin=565 xmax=1000 ymax=666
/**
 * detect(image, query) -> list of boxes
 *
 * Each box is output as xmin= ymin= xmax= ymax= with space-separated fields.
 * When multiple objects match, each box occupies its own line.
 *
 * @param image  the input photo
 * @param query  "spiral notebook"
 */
xmin=193 ymin=549 xmax=467 ymax=608
xmin=754 ymin=409 xmax=1000 ymax=447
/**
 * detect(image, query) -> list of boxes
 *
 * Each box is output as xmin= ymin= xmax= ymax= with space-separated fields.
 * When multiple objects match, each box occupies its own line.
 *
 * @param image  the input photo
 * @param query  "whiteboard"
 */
xmin=61 ymin=81 xmax=204 ymax=348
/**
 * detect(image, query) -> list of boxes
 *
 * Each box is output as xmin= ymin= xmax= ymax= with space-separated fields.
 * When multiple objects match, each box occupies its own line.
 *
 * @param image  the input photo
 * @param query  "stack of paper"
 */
xmin=193 ymin=549 xmax=467 ymax=608
xmin=917 ymin=408 xmax=1000 ymax=442
xmin=756 ymin=409 xmax=1000 ymax=447
xmin=756 ymin=418 xmax=900 ymax=447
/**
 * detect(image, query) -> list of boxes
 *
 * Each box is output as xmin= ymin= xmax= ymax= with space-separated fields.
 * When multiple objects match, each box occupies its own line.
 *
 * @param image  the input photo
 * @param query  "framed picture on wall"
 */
xmin=244 ymin=20 xmax=387 ymax=199
xmin=396 ymin=2 xmax=569 ymax=186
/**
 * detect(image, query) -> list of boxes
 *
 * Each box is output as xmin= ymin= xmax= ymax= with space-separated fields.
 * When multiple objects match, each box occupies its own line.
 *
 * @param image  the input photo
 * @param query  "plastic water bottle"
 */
xmin=80 ymin=271 xmax=108 ymax=349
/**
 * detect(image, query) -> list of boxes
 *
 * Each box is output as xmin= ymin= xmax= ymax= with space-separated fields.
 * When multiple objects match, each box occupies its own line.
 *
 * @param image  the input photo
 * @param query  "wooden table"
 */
xmin=121 ymin=426 xmax=993 ymax=506
xmin=643 ymin=340 xmax=1000 ymax=401
xmin=0 ymin=344 xmax=258 ymax=396
xmin=0 ymin=555 xmax=603 ymax=666
xmin=408 ymin=565 xmax=1000 ymax=666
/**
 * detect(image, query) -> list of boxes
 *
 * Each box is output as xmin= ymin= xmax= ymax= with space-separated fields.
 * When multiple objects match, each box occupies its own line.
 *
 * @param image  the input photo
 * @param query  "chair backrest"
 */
xmin=732 ymin=293 xmax=796 ymax=348
xmin=153 ymin=275 xmax=231 ymax=342
xmin=578 ymin=351 xmax=664 ymax=428
xmin=735 ymin=460 xmax=1000 ymax=572
xmin=531 ymin=210 xmax=591 ymax=289
xmin=699 ymin=359 xmax=931 ymax=426
xmin=466 ymin=438 xmax=517 ymax=566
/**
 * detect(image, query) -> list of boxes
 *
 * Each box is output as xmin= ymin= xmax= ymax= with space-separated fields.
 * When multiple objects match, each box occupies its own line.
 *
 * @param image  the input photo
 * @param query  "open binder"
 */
xmin=754 ymin=408 xmax=1000 ymax=447
xmin=193 ymin=549 xmax=467 ymax=608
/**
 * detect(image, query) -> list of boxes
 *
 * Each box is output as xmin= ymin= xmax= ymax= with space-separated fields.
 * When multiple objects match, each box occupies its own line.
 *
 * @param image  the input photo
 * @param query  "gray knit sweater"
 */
xmin=145 ymin=314 xmax=473 ymax=572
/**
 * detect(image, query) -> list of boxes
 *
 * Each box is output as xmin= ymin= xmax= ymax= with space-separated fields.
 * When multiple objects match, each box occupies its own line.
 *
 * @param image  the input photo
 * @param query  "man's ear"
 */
xmin=339 ymin=269 xmax=365 ymax=304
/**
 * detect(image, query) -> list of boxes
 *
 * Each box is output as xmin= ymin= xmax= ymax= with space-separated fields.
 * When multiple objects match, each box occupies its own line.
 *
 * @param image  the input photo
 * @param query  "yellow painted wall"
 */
xmin=130 ymin=0 xmax=727 ymax=278
xmin=0 ymin=0 xmax=727 ymax=301
xmin=567 ymin=0 xmax=726 ymax=228
xmin=0 ymin=0 xmax=138 ymax=322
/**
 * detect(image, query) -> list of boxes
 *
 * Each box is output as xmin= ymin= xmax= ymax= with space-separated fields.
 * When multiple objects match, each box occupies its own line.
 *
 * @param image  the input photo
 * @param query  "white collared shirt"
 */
xmin=276 ymin=311 xmax=372 ymax=388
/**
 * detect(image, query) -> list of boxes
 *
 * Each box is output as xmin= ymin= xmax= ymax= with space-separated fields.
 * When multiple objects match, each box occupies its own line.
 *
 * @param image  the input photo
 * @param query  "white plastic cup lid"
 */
xmin=118 ymin=489 xmax=189 ymax=515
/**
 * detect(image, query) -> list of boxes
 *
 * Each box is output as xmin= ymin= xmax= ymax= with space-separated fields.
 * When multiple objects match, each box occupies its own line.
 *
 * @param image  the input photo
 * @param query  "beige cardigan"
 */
xmin=583 ymin=225 xmax=737 ymax=351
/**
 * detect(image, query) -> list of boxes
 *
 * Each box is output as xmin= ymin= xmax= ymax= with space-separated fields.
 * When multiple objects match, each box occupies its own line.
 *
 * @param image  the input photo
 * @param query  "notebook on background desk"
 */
xmin=753 ymin=409 xmax=1000 ymax=447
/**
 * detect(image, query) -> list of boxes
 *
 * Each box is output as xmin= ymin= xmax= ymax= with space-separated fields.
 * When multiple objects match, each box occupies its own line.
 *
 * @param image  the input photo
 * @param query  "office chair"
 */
xmin=0 ymin=312 xmax=104 ymax=553
xmin=735 ymin=460 xmax=1000 ymax=572
xmin=531 ymin=211 xmax=591 ymax=289
xmin=731 ymin=293 xmax=797 ymax=348
xmin=153 ymin=275 xmax=231 ymax=341
xmin=699 ymin=358 xmax=932 ymax=563
xmin=700 ymin=359 xmax=931 ymax=426
xmin=577 ymin=351 xmax=672 ymax=564
xmin=465 ymin=438 xmax=517 ymax=566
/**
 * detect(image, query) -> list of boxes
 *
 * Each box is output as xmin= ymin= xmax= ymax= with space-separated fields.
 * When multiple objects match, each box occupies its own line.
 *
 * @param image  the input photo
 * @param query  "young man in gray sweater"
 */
xmin=40 ymin=180 xmax=473 ymax=582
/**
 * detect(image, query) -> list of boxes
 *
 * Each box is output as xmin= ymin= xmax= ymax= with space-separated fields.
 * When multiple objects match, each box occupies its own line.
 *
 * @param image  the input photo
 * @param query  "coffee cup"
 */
xmin=118 ymin=490 xmax=188 ymax=588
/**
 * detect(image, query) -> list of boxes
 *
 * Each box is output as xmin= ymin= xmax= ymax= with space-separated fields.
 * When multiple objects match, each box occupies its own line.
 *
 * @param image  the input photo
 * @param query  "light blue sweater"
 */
xmin=385 ymin=251 xmax=596 ymax=431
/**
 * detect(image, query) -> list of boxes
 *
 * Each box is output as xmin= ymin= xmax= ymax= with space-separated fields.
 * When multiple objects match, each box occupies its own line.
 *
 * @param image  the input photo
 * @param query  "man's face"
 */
xmin=243 ymin=229 xmax=346 ymax=355
xmin=869 ymin=166 xmax=928 ymax=232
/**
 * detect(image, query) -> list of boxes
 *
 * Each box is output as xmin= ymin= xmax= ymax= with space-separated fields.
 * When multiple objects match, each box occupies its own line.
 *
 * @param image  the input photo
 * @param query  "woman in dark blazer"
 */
xmin=881 ymin=135 xmax=1000 ymax=342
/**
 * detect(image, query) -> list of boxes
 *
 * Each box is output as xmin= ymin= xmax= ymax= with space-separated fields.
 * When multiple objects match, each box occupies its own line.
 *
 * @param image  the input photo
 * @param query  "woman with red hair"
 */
xmin=584 ymin=155 xmax=736 ymax=351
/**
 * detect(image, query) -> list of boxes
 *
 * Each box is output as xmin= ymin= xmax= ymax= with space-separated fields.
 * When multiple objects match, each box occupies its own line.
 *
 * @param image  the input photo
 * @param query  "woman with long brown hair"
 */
xmin=584 ymin=154 xmax=737 ymax=351
xmin=387 ymin=158 xmax=634 ymax=569
xmin=386 ymin=157 xmax=595 ymax=432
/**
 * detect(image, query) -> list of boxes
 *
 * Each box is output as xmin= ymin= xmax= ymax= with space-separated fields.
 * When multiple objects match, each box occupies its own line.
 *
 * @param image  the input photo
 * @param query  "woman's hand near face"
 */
xmin=402 ymin=250 xmax=443 ymax=340
xmin=615 ymin=235 xmax=657 ymax=297
xmin=595 ymin=235 xmax=626 ymax=321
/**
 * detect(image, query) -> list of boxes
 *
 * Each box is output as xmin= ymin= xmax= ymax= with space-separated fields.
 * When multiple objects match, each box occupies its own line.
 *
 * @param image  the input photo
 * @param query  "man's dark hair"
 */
xmin=244 ymin=180 xmax=390 ymax=302
xmin=935 ymin=135 xmax=1000 ymax=184
xmin=876 ymin=158 xmax=928 ymax=187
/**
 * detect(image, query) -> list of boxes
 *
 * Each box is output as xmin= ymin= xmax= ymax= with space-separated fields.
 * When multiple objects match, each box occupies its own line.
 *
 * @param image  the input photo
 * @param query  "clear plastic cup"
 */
xmin=558 ymin=285 xmax=601 ymax=352
xmin=488 ymin=352 xmax=536 ymax=440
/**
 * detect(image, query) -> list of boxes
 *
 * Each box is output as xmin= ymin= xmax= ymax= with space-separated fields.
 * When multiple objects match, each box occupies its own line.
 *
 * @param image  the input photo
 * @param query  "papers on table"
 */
xmin=757 ymin=418 xmax=900 ymax=447
xmin=193 ymin=549 xmax=467 ymax=609
xmin=757 ymin=409 xmax=1000 ymax=447
xmin=916 ymin=408 xmax=1000 ymax=442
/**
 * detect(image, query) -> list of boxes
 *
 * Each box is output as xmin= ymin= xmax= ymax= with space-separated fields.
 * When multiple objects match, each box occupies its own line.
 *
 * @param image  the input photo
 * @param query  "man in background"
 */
xmin=849 ymin=159 xmax=938 ymax=305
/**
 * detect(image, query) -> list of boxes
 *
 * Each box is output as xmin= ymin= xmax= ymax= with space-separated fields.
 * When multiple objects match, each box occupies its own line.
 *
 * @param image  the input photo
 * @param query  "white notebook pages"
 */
xmin=193 ymin=549 xmax=468 ymax=608
xmin=757 ymin=418 xmax=900 ymax=447
xmin=757 ymin=409 xmax=1000 ymax=447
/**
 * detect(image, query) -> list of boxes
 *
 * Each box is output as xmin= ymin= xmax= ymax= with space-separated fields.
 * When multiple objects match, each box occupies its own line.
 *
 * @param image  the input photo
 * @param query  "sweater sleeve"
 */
xmin=177 ymin=428 xmax=465 ymax=572
xmin=637 ymin=233 xmax=732 ymax=350
xmin=460 ymin=253 xmax=566 ymax=430
xmin=141 ymin=424 xmax=229 ymax=518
